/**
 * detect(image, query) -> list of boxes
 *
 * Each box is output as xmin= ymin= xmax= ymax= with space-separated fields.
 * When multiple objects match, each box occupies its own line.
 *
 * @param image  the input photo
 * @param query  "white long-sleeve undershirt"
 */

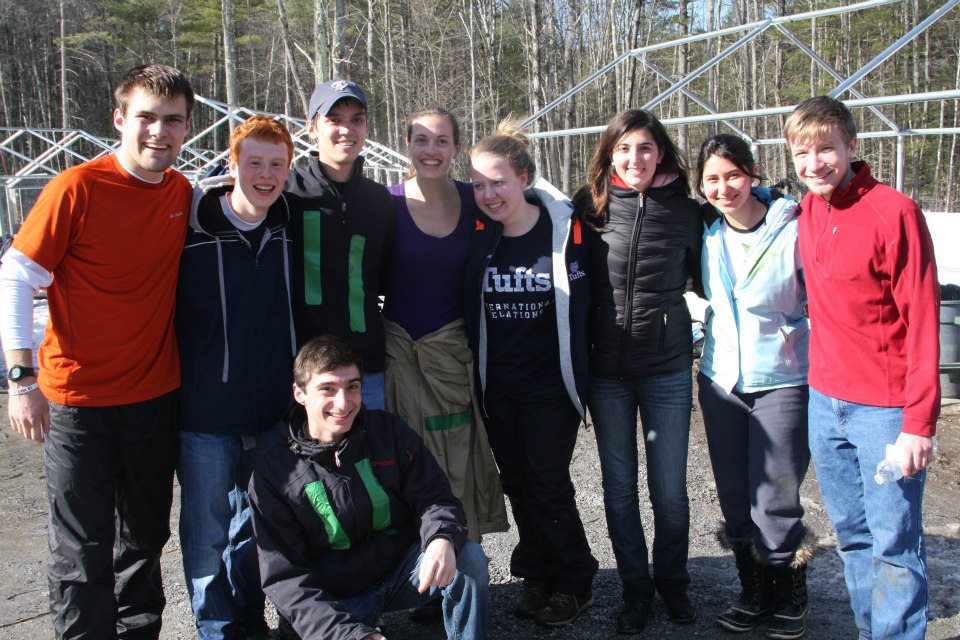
xmin=0 ymin=248 xmax=53 ymax=352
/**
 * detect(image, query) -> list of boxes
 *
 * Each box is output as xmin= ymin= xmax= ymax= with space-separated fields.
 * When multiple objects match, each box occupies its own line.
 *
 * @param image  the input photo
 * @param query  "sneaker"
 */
xmin=660 ymin=590 xmax=697 ymax=624
xmin=512 ymin=586 xmax=552 ymax=618
xmin=534 ymin=590 xmax=593 ymax=627
xmin=409 ymin=596 xmax=443 ymax=622
xmin=616 ymin=599 xmax=653 ymax=635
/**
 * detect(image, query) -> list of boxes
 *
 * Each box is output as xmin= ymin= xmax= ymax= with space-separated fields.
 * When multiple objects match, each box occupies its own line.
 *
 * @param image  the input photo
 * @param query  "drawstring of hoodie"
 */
xmin=280 ymin=202 xmax=297 ymax=358
xmin=216 ymin=237 xmax=230 ymax=383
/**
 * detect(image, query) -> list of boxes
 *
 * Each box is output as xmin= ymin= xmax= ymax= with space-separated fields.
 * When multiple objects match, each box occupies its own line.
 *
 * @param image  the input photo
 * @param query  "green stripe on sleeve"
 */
xmin=303 ymin=211 xmax=323 ymax=305
xmin=354 ymin=458 xmax=392 ymax=532
xmin=348 ymin=235 xmax=366 ymax=332
xmin=304 ymin=481 xmax=350 ymax=550
xmin=424 ymin=410 xmax=472 ymax=432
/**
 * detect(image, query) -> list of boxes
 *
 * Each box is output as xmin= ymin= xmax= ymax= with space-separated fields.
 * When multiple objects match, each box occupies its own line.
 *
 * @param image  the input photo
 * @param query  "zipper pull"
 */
xmin=832 ymin=226 xmax=837 ymax=235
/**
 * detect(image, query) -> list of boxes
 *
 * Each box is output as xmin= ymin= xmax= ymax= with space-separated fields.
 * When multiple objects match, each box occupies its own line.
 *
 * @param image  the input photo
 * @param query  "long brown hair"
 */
xmin=583 ymin=109 xmax=688 ymax=228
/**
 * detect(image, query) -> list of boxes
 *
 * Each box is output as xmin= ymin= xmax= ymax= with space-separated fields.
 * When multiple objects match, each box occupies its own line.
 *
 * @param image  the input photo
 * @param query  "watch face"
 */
xmin=8 ymin=365 xmax=34 ymax=382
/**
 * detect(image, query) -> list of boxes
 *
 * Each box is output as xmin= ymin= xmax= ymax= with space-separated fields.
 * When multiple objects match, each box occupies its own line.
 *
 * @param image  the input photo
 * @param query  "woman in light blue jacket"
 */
xmin=695 ymin=134 xmax=812 ymax=640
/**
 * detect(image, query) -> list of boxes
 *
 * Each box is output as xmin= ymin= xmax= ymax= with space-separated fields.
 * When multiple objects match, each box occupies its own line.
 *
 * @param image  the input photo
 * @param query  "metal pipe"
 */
xmin=518 ymin=51 xmax=633 ymax=129
xmin=526 ymin=91 xmax=960 ymax=139
xmin=639 ymin=57 xmax=753 ymax=140
xmin=643 ymin=22 xmax=772 ymax=111
xmin=896 ymin=134 xmax=906 ymax=192
xmin=829 ymin=0 xmax=960 ymax=97
xmin=773 ymin=24 xmax=898 ymax=130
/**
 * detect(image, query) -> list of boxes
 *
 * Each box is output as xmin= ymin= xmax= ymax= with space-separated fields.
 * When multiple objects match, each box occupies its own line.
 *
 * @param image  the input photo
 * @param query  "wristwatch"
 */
xmin=7 ymin=365 xmax=36 ymax=382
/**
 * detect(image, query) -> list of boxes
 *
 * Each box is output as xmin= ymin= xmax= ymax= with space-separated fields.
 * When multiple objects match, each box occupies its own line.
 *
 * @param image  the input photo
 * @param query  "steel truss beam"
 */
xmin=520 ymin=0 xmax=960 ymax=193
xmin=0 ymin=98 xmax=409 ymax=234
xmin=0 ymin=96 xmax=409 ymax=185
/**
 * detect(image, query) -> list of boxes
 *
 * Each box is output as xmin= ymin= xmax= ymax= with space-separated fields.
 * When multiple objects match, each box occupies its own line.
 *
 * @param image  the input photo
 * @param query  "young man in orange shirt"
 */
xmin=0 ymin=64 xmax=194 ymax=639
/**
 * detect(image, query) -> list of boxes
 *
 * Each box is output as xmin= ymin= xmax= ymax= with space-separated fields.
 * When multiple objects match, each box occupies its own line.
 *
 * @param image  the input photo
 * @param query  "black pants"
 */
xmin=697 ymin=373 xmax=810 ymax=566
xmin=45 ymin=392 xmax=178 ymax=639
xmin=482 ymin=387 xmax=598 ymax=595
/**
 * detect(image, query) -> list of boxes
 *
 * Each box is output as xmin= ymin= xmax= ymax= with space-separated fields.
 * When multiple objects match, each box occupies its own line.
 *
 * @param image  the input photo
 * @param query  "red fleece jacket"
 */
xmin=798 ymin=161 xmax=940 ymax=436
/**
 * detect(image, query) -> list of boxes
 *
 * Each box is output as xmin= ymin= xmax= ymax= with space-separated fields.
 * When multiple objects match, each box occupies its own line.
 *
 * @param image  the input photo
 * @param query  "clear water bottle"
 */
xmin=874 ymin=444 xmax=904 ymax=485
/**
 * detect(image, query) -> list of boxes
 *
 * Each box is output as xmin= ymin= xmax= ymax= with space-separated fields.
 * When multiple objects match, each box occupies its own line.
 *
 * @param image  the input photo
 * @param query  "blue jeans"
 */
xmin=362 ymin=371 xmax=386 ymax=410
xmin=808 ymin=388 xmax=927 ymax=640
xmin=178 ymin=432 xmax=270 ymax=640
xmin=339 ymin=540 xmax=489 ymax=640
xmin=589 ymin=371 xmax=692 ymax=602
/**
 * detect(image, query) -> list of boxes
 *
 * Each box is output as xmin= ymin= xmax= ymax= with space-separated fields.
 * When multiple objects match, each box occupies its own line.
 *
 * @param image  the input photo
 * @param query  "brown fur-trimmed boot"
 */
xmin=716 ymin=534 xmax=773 ymax=633
xmin=766 ymin=536 xmax=815 ymax=640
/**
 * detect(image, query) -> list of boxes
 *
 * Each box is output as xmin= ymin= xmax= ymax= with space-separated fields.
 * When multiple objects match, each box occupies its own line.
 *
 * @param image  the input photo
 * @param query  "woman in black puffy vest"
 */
xmin=576 ymin=108 xmax=702 ymax=635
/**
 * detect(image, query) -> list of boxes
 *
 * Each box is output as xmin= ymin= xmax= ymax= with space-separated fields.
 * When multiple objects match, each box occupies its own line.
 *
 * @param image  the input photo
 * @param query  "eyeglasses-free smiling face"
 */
xmin=469 ymin=152 xmax=529 ymax=227
xmin=789 ymin=125 xmax=856 ymax=200
xmin=228 ymin=137 xmax=291 ymax=222
xmin=408 ymin=114 xmax=459 ymax=178
xmin=611 ymin=128 xmax=663 ymax=194
xmin=294 ymin=365 xmax=363 ymax=443
xmin=307 ymin=100 xmax=368 ymax=175
xmin=113 ymin=88 xmax=190 ymax=181
xmin=700 ymin=154 xmax=754 ymax=217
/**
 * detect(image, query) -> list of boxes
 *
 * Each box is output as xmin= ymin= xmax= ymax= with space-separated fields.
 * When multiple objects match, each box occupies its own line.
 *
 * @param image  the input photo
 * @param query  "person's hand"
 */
xmin=895 ymin=432 xmax=935 ymax=477
xmin=8 ymin=384 xmax=49 ymax=443
xmin=361 ymin=633 xmax=386 ymax=640
xmin=417 ymin=537 xmax=456 ymax=593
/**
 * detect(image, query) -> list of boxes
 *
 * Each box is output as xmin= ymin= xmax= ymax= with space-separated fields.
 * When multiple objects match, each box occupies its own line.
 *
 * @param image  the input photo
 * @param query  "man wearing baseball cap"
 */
xmin=285 ymin=79 xmax=395 ymax=409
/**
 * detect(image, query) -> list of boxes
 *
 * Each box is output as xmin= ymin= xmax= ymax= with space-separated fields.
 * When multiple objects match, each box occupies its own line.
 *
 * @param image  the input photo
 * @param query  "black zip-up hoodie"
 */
xmin=285 ymin=156 xmax=395 ymax=372
xmin=578 ymin=176 xmax=702 ymax=379
xmin=248 ymin=405 xmax=467 ymax=640
xmin=464 ymin=183 xmax=592 ymax=418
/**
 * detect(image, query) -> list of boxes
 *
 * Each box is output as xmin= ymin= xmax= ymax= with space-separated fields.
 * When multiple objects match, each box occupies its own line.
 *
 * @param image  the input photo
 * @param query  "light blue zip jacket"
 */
xmin=699 ymin=188 xmax=809 ymax=393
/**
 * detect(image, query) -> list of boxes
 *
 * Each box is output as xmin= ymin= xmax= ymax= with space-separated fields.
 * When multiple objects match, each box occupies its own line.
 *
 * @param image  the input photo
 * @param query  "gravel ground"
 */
xmin=1 ymin=383 xmax=959 ymax=639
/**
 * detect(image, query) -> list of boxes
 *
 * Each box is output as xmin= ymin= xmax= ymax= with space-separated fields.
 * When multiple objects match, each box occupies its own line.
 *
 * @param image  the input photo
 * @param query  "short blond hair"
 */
xmin=784 ymin=96 xmax=857 ymax=146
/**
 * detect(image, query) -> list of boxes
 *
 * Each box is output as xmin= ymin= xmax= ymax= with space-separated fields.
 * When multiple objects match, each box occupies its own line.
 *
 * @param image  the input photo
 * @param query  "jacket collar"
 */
xmin=190 ymin=175 xmax=291 ymax=238
xmin=286 ymin=404 xmax=368 ymax=467
xmin=609 ymin=173 xmax=688 ymax=200
xmin=305 ymin=154 xmax=366 ymax=190
xmin=812 ymin=160 xmax=877 ymax=208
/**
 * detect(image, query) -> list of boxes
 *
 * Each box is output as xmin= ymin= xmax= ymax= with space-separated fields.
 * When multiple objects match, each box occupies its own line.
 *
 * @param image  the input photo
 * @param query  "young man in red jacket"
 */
xmin=786 ymin=96 xmax=939 ymax=640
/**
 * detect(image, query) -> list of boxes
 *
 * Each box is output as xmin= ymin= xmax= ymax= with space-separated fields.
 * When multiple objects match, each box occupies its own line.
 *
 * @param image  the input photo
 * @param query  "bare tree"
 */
xmin=276 ymin=0 xmax=309 ymax=115
xmin=222 ymin=0 xmax=238 ymax=130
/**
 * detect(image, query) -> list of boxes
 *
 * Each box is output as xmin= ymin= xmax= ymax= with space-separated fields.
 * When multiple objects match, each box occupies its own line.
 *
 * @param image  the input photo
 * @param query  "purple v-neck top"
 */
xmin=382 ymin=180 xmax=474 ymax=340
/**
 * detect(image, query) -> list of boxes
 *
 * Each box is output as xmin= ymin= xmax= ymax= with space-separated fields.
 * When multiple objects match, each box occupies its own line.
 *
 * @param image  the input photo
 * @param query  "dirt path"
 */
xmin=1 ymin=389 xmax=958 ymax=639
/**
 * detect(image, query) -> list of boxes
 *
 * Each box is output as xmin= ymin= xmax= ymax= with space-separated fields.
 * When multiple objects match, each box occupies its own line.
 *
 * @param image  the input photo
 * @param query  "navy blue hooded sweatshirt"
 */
xmin=175 ymin=176 xmax=298 ymax=434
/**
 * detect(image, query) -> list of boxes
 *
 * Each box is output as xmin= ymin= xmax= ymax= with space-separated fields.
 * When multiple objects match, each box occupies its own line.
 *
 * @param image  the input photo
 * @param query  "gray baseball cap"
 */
xmin=308 ymin=80 xmax=368 ymax=120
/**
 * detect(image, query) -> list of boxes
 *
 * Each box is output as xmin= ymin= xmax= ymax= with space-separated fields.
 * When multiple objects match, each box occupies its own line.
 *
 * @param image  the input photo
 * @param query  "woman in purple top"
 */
xmin=383 ymin=108 xmax=508 ymax=556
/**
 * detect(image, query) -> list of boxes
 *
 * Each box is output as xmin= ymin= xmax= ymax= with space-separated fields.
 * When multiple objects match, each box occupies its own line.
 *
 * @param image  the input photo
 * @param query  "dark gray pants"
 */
xmin=697 ymin=373 xmax=809 ymax=566
xmin=45 ymin=392 xmax=178 ymax=639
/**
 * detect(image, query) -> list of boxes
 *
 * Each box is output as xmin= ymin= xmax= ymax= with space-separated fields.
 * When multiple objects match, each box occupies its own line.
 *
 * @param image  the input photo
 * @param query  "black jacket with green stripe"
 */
xmin=248 ymin=404 xmax=467 ymax=640
xmin=286 ymin=155 xmax=395 ymax=372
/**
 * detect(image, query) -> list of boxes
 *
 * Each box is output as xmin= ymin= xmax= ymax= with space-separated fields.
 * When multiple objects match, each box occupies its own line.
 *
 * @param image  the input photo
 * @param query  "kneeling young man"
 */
xmin=248 ymin=335 xmax=489 ymax=640
xmin=786 ymin=96 xmax=939 ymax=640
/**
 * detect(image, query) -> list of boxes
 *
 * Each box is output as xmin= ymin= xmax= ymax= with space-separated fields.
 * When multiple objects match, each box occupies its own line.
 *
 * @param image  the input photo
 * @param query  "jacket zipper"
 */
xmin=815 ymin=201 xmax=833 ymax=276
xmin=620 ymin=193 xmax=645 ymax=376
xmin=658 ymin=310 xmax=668 ymax=354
